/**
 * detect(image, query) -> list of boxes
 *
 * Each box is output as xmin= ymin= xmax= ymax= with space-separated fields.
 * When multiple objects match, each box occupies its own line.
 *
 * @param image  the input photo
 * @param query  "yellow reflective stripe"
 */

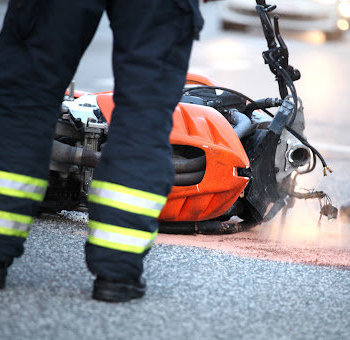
xmin=88 ymin=236 xmax=146 ymax=254
xmin=0 ymin=226 xmax=28 ymax=238
xmin=0 ymin=210 xmax=33 ymax=224
xmin=91 ymin=180 xmax=167 ymax=205
xmin=88 ymin=220 xmax=157 ymax=253
xmin=0 ymin=187 xmax=44 ymax=202
xmin=0 ymin=210 xmax=32 ymax=238
xmin=89 ymin=220 xmax=157 ymax=240
xmin=89 ymin=187 xmax=164 ymax=212
xmin=0 ymin=170 xmax=47 ymax=202
xmin=0 ymin=170 xmax=47 ymax=188
xmin=89 ymin=194 xmax=161 ymax=218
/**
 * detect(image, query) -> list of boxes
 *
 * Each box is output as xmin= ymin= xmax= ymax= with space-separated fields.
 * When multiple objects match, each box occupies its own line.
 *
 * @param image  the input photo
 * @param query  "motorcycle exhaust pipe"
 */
xmin=288 ymin=145 xmax=311 ymax=168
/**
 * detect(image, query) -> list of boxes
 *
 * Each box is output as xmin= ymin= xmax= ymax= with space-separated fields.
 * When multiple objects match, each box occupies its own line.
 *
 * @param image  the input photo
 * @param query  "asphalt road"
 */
xmin=1 ymin=3 xmax=350 ymax=340
xmin=1 ymin=215 xmax=350 ymax=340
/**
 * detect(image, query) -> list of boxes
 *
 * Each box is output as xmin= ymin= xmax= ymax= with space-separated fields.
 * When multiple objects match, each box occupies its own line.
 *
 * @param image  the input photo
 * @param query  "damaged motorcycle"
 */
xmin=43 ymin=0 xmax=337 ymax=234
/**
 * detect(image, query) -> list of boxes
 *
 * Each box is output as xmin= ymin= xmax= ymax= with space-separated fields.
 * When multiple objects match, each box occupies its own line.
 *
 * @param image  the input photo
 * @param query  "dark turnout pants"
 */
xmin=0 ymin=0 xmax=203 ymax=281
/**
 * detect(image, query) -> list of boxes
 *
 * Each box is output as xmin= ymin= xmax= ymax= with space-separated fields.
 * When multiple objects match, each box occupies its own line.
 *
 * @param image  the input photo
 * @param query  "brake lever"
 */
xmin=274 ymin=15 xmax=301 ymax=82
xmin=256 ymin=5 xmax=277 ymax=49
xmin=273 ymin=15 xmax=288 ymax=70
xmin=274 ymin=15 xmax=287 ymax=51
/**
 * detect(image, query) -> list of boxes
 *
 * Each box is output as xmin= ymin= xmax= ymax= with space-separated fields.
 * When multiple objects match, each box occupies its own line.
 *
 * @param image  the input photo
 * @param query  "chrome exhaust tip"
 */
xmin=288 ymin=145 xmax=311 ymax=168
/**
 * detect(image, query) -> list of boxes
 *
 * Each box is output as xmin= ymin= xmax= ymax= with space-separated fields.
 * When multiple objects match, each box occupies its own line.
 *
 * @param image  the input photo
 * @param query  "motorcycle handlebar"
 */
xmin=255 ymin=4 xmax=277 ymax=49
xmin=254 ymin=1 xmax=299 ymax=103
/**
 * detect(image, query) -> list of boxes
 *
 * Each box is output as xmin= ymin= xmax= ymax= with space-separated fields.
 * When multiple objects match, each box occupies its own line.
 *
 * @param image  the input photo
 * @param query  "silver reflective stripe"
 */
xmin=0 ymin=178 xmax=46 ymax=195
xmin=89 ymin=187 xmax=164 ymax=211
xmin=88 ymin=228 xmax=153 ymax=249
xmin=0 ymin=217 xmax=30 ymax=232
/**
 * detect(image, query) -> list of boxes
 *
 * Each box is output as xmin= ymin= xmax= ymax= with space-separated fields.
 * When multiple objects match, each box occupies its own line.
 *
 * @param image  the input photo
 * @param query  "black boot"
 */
xmin=92 ymin=276 xmax=146 ymax=303
xmin=0 ymin=263 xmax=8 ymax=289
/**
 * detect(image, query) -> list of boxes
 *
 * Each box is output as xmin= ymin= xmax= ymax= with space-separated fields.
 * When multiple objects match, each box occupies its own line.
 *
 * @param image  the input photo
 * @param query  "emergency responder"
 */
xmin=0 ymin=0 xmax=203 ymax=302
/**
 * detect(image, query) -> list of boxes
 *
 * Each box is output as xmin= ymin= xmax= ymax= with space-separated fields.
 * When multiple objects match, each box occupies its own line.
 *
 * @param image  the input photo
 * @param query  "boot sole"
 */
xmin=93 ymin=282 xmax=145 ymax=303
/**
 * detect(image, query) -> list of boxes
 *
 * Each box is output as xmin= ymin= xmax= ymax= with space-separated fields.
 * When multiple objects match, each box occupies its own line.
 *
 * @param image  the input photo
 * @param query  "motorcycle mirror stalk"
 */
xmin=68 ymin=81 xmax=75 ymax=101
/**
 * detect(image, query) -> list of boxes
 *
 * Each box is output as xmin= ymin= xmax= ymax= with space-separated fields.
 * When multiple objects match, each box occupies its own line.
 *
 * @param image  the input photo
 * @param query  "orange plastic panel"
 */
xmin=160 ymin=103 xmax=249 ymax=221
xmin=186 ymin=73 xmax=215 ymax=86
xmin=95 ymin=79 xmax=250 ymax=222
xmin=96 ymin=93 xmax=114 ymax=124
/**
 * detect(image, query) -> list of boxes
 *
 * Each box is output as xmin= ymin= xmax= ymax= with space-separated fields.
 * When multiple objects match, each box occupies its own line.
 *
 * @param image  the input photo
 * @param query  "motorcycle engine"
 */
xmin=41 ymin=95 xmax=108 ymax=212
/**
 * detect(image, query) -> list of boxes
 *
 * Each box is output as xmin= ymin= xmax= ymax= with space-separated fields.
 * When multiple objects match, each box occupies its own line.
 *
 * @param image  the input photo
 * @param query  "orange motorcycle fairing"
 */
xmin=160 ymin=103 xmax=249 ymax=222
xmin=185 ymin=73 xmax=216 ymax=86
xmin=96 ymin=93 xmax=114 ymax=124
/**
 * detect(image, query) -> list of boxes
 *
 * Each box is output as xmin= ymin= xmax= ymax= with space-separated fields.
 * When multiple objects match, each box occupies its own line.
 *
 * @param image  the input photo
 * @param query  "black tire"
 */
xmin=237 ymin=206 xmax=258 ymax=225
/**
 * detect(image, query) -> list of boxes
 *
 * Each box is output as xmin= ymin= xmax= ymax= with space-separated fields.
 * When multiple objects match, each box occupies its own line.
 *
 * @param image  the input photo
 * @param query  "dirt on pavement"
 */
xmin=156 ymin=202 xmax=350 ymax=269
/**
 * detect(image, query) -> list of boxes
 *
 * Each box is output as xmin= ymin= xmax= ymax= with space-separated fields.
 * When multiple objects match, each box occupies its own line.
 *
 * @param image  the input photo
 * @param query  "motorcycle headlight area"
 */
xmin=62 ymin=95 xmax=101 ymax=124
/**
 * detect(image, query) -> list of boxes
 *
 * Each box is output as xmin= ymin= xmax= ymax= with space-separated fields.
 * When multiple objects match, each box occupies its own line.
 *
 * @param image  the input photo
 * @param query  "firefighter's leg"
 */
xmin=0 ymin=0 xmax=105 ymax=288
xmin=86 ymin=0 xmax=203 ymax=301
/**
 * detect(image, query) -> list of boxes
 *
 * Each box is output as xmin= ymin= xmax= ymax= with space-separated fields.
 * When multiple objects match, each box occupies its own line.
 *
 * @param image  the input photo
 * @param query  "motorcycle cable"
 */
xmin=183 ymin=85 xmax=331 ymax=176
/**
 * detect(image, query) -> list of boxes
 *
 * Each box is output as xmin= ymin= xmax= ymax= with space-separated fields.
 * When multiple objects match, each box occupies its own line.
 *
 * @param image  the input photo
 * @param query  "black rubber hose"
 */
xmin=244 ymin=97 xmax=283 ymax=117
xmin=231 ymin=109 xmax=253 ymax=139
xmin=173 ymin=156 xmax=206 ymax=173
xmin=174 ymin=170 xmax=205 ymax=186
